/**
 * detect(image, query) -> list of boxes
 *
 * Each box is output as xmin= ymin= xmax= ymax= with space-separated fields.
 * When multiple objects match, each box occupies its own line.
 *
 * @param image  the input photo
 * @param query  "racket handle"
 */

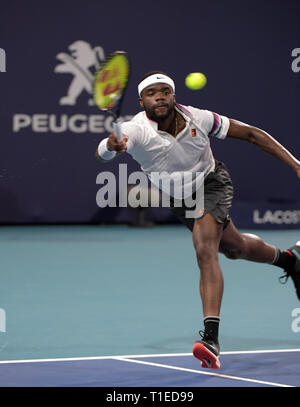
xmin=113 ymin=121 xmax=122 ymax=141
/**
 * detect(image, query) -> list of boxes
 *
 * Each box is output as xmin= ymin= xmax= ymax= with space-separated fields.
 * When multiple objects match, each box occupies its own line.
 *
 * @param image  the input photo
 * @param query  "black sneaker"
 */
xmin=279 ymin=241 xmax=300 ymax=300
xmin=192 ymin=330 xmax=221 ymax=369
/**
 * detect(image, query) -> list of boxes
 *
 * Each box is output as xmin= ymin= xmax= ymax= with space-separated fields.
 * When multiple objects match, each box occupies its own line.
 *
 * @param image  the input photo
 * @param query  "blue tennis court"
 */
xmin=0 ymin=350 xmax=299 ymax=387
xmin=0 ymin=225 xmax=299 ymax=387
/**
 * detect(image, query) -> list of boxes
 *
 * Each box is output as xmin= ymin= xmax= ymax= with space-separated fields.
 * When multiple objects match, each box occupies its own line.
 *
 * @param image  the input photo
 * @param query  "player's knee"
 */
xmin=195 ymin=243 xmax=218 ymax=266
xmin=221 ymin=237 xmax=248 ymax=259
xmin=223 ymin=246 xmax=243 ymax=260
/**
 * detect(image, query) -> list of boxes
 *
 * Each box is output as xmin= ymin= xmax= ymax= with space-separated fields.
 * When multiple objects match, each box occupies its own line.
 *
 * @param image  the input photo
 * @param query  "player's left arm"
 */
xmin=227 ymin=119 xmax=300 ymax=178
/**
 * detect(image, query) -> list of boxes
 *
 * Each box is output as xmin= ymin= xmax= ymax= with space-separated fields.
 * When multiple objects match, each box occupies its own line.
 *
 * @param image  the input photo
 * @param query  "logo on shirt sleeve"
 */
xmin=190 ymin=128 xmax=197 ymax=137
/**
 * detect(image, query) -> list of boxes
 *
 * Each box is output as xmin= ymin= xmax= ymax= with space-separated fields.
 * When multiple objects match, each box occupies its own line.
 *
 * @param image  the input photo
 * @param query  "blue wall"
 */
xmin=0 ymin=0 xmax=299 ymax=228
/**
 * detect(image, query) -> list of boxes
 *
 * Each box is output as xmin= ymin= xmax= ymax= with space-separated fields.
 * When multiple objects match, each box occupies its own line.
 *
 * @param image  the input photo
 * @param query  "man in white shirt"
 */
xmin=96 ymin=71 xmax=300 ymax=369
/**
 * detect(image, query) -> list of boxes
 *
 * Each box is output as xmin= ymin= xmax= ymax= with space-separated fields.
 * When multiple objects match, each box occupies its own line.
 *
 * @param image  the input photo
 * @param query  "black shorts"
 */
xmin=169 ymin=160 xmax=234 ymax=232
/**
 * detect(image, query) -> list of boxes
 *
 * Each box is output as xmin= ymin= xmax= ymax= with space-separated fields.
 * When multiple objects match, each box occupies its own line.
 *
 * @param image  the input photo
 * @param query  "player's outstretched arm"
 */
xmin=95 ymin=133 xmax=128 ymax=162
xmin=227 ymin=119 xmax=300 ymax=178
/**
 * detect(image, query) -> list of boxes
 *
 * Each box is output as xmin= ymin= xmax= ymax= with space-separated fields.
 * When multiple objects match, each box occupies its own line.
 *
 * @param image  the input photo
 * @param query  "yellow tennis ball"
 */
xmin=185 ymin=72 xmax=207 ymax=90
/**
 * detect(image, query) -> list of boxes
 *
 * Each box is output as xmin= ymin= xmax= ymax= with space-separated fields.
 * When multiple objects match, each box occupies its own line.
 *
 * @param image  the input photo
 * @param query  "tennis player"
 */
xmin=96 ymin=71 xmax=300 ymax=369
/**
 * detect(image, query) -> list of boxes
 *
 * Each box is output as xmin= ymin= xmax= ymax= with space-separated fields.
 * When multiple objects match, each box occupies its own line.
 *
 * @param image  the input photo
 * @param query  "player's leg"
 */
xmin=191 ymin=213 xmax=224 ymax=369
xmin=219 ymin=220 xmax=300 ymax=299
xmin=219 ymin=220 xmax=276 ymax=262
xmin=168 ymin=160 xmax=234 ymax=368
xmin=192 ymin=213 xmax=224 ymax=317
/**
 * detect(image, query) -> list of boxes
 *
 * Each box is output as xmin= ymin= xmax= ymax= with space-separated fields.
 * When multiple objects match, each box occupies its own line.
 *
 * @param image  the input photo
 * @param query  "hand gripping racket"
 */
xmin=93 ymin=51 xmax=130 ymax=140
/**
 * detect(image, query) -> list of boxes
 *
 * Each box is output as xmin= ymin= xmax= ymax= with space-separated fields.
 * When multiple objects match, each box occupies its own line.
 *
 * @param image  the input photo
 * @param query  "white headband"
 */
xmin=138 ymin=74 xmax=175 ymax=97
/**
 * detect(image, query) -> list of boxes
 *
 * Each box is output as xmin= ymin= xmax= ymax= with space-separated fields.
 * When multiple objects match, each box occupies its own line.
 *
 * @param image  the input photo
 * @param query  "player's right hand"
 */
xmin=107 ymin=133 xmax=128 ymax=153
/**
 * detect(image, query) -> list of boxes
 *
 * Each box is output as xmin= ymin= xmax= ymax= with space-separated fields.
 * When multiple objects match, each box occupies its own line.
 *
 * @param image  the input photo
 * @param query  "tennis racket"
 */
xmin=93 ymin=51 xmax=130 ymax=140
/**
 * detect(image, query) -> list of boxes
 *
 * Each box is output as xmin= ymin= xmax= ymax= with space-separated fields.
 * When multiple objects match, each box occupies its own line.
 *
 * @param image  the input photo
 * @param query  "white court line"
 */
xmin=0 ymin=348 xmax=299 ymax=364
xmin=221 ymin=348 xmax=300 ymax=355
xmin=114 ymin=356 xmax=294 ymax=388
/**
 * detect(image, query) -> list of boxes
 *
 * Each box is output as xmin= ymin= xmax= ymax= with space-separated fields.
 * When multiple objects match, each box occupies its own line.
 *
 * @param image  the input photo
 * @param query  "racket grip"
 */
xmin=113 ymin=121 xmax=122 ymax=141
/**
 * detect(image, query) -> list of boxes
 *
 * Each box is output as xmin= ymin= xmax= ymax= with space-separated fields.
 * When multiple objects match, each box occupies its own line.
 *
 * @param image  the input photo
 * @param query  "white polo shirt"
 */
xmin=99 ymin=104 xmax=230 ymax=197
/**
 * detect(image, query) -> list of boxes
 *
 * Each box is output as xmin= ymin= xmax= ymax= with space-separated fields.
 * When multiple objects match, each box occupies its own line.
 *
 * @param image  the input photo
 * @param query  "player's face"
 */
xmin=139 ymin=83 xmax=175 ymax=121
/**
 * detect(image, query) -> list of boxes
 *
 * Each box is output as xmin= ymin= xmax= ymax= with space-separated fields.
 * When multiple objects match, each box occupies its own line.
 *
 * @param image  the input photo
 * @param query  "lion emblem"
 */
xmin=55 ymin=41 xmax=105 ymax=105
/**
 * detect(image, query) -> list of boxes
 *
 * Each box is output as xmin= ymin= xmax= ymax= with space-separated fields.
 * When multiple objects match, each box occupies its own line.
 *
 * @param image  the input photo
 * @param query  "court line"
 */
xmin=0 ymin=348 xmax=299 ymax=364
xmin=114 ymin=356 xmax=294 ymax=388
xmin=221 ymin=348 xmax=300 ymax=355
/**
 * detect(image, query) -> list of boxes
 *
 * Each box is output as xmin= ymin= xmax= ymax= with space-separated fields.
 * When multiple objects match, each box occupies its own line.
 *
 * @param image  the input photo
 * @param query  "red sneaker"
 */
xmin=193 ymin=334 xmax=220 ymax=369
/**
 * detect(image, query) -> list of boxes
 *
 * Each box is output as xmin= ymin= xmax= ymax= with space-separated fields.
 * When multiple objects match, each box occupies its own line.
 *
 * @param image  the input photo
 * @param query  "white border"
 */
xmin=0 ymin=348 xmax=299 ymax=364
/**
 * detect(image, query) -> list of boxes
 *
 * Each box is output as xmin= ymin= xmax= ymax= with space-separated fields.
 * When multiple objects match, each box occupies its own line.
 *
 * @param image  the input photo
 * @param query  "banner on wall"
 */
xmin=0 ymin=1 xmax=299 ymax=227
xmin=231 ymin=202 xmax=300 ymax=230
xmin=11 ymin=41 xmax=133 ymax=135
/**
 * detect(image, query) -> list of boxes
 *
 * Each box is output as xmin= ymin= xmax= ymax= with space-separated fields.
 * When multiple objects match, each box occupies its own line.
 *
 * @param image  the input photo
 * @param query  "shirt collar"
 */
xmin=144 ymin=103 xmax=191 ymax=131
